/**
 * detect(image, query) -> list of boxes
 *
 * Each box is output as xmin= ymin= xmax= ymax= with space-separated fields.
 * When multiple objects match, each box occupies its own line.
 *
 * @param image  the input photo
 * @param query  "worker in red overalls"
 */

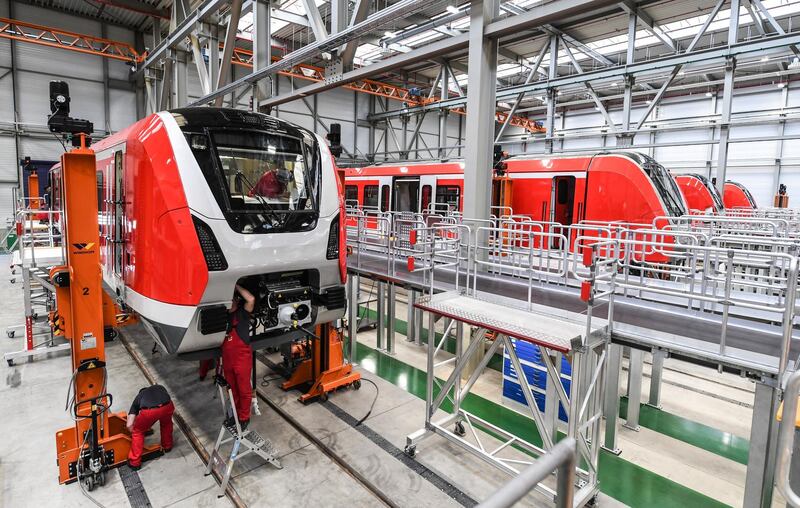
xmin=126 ymin=384 xmax=174 ymax=470
xmin=223 ymin=284 xmax=256 ymax=430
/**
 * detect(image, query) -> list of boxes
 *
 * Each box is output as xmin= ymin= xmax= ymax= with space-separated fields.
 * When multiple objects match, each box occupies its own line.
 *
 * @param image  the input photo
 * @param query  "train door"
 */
xmin=550 ymin=175 xmax=575 ymax=248
xmin=393 ymin=177 xmax=420 ymax=213
xmin=113 ymin=150 xmax=125 ymax=283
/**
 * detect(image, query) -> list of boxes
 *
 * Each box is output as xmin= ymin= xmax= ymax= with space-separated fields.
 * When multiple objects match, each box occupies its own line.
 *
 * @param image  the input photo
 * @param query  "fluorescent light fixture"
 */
xmin=705 ymin=91 xmax=712 ymax=97
xmin=761 ymin=56 xmax=770 ymax=62
xmin=610 ymin=82 xmax=618 ymax=86
xmin=646 ymin=99 xmax=652 ymax=104
xmin=384 ymin=31 xmax=395 ymax=38
xmin=789 ymin=57 xmax=800 ymax=69
xmin=446 ymin=5 xmax=459 ymax=14
xmin=777 ymin=82 xmax=786 ymax=88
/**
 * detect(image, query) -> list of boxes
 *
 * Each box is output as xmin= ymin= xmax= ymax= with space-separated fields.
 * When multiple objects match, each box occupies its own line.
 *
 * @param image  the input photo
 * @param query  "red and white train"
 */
xmin=674 ymin=173 xmax=757 ymax=212
xmin=51 ymin=108 xmax=347 ymax=357
xmin=344 ymin=152 xmax=687 ymax=226
xmin=723 ymin=181 xmax=757 ymax=209
xmin=674 ymin=174 xmax=724 ymax=214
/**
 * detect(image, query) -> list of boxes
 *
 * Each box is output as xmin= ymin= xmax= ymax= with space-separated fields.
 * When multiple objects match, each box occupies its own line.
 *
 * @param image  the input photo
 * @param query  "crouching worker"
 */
xmin=127 ymin=384 xmax=175 ymax=470
xmin=222 ymin=284 xmax=255 ymax=431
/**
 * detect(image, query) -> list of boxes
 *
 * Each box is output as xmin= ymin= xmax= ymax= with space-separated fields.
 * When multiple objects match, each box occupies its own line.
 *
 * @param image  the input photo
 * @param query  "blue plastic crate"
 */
xmin=502 ymin=338 xmax=571 ymax=422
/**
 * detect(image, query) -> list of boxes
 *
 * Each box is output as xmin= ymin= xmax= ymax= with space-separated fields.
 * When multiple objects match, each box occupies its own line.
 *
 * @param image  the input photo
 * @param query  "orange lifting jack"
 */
xmin=50 ymin=134 xmax=158 ymax=489
xmin=281 ymin=323 xmax=361 ymax=403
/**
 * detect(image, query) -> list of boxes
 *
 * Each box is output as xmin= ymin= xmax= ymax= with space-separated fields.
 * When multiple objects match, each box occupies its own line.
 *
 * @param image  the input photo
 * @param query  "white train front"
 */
xmin=51 ymin=107 xmax=347 ymax=357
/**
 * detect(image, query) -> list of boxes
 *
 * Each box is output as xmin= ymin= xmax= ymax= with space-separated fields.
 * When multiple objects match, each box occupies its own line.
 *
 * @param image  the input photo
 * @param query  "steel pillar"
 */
xmin=743 ymin=380 xmax=780 ymax=507
xmin=386 ymin=283 xmax=396 ymax=354
xmin=715 ymin=56 xmax=737 ymax=195
xmin=544 ymin=35 xmax=559 ymax=154
xmin=439 ymin=62 xmax=449 ymax=159
xmin=648 ymin=349 xmax=667 ymax=409
xmin=347 ymin=274 xmax=358 ymax=364
xmin=254 ymin=0 xmax=272 ymax=102
xmin=623 ymin=348 xmax=643 ymax=431
xmin=376 ymin=281 xmax=385 ymax=350
xmin=406 ymin=289 xmax=418 ymax=343
xmin=603 ymin=343 xmax=622 ymax=454
xmin=462 ymin=0 xmax=499 ymax=220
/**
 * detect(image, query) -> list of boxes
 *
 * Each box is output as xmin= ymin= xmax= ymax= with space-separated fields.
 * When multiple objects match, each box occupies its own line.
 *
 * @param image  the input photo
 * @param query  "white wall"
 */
xmin=0 ymin=0 xmax=137 ymax=227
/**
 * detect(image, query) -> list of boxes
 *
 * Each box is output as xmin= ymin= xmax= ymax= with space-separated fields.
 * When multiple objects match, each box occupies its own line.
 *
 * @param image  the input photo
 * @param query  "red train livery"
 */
xmin=345 ymin=152 xmax=687 ymax=227
xmin=723 ymin=181 xmax=757 ymax=209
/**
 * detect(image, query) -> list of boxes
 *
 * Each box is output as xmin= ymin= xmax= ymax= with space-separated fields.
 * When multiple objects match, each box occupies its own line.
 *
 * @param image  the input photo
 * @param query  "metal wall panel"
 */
xmin=0 ymin=183 xmax=16 ymax=228
xmin=654 ymin=129 xmax=711 ymax=169
xmin=109 ymin=89 xmax=137 ymax=132
xmin=19 ymin=137 xmax=65 ymax=163
xmin=14 ymin=2 xmax=102 ymax=36
xmin=0 ymin=71 xmax=13 ymax=120
xmin=16 ymin=70 xmax=106 ymax=130
xmin=0 ymin=136 xmax=18 ymax=183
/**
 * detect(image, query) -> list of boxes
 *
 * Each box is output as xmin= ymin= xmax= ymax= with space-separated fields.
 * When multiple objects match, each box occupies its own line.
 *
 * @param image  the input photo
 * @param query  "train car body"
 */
xmin=344 ymin=152 xmax=686 ymax=227
xmin=674 ymin=174 xmax=725 ymax=213
xmin=51 ymin=108 xmax=346 ymax=357
xmin=723 ymin=181 xmax=757 ymax=209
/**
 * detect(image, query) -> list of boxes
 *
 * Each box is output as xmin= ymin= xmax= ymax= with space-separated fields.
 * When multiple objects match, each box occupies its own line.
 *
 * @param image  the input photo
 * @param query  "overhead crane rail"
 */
xmin=0 ymin=15 xmax=544 ymax=134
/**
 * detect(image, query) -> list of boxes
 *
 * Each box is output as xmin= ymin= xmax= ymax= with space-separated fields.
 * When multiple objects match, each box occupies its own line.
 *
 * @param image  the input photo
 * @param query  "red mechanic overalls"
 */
xmin=222 ymin=309 xmax=253 ymax=423
xmin=129 ymin=404 xmax=174 ymax=467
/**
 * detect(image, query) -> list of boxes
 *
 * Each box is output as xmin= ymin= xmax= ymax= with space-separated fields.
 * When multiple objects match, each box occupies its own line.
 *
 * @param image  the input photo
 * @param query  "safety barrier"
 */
xmin=776 ymin=369 xmax=800 ymax=508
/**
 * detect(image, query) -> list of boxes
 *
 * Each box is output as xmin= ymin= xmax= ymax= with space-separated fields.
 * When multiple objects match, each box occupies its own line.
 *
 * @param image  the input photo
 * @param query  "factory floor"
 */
xmin=0 ymin=251 xmax=784 ymax=508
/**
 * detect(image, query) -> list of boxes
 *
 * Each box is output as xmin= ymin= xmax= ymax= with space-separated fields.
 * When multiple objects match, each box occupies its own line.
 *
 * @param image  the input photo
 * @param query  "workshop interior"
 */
xmin=2 ymin=0 xmax=800 ymax=506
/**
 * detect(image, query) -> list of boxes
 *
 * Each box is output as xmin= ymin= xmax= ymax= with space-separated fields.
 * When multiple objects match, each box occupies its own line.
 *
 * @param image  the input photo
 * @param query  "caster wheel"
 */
xmin=98 ymin=472 xmax=106 ymax=487
xmin=83 ymin=476 xmax=95 ymax=492
xmin=352 ymin=380 xmax=361 ymax=390
xmin=454 ymin=421 xmax=465 ymax=436
xmin=586 ymin=495 xmax=598 ymax=507
xmin=7 ymin=360 xmax=13 ymax=367
xmin=404 ymin=445 xmax=416 ymax=458
xmin=9 ymin=279 xmax=15 ymax=284
xmin=319 ymin=392 xmax=329 ymax=402
xmin=7 ymin=330 xmax=14 ymax=338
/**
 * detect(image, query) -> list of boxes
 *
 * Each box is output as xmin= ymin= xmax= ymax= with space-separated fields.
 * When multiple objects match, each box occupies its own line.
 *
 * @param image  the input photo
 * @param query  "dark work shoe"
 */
xmin=223 ymin=416 xmax=235 ymax=428
xmin=129 ymin=464 xmax=141 ymax=471
xmin=240 ymin=420 xmax=249 ymax=431
xmin=162 ymin=447 xmax=172 ymax=453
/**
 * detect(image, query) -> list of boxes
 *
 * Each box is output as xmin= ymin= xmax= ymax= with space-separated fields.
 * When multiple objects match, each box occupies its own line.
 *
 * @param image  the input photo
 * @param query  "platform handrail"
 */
xmin=476 ymin=437 xmax=577 ymax=508
xmin=777 ymin=369 xmax=800 ymax=508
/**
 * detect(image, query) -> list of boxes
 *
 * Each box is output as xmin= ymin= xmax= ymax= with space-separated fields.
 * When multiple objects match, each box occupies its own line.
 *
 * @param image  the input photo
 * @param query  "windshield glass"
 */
xmin=639 ymin=156 xmax=687 ymax=217
xmin=185 ymin=129 xmax=320 ymax=234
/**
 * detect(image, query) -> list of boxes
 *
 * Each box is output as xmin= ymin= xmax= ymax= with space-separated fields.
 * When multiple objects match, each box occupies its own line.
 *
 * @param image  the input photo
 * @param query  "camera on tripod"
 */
xmin=47 ymin=81 xmax=94 ymax=146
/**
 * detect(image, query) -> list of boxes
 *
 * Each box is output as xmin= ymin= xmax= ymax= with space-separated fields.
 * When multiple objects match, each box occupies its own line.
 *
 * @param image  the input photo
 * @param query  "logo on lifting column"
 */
xmin=72 ymin=242 xmax=96 ymax=255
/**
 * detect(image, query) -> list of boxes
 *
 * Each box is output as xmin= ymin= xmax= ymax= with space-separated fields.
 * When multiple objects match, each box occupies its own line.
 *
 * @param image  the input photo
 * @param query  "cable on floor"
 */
xmin=355 ymin=378 xmax=380 ymax=427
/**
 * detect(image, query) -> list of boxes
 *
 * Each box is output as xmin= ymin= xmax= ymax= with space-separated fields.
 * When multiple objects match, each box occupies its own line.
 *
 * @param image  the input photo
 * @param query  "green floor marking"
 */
xmin=356 ymin=342 xmax=731 ymax=508
xmin=358 ymin=305 xmax=750 ymax=465
xmin=619 ymin=397 xmax=749 ymax=465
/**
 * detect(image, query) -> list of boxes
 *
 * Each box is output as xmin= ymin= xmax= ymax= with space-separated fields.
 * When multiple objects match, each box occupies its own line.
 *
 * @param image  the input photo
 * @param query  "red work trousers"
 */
xmin=222 ymin=332 xmax=253 ymax=423
xmin=128 ymin=402 xmax=175 ymax=467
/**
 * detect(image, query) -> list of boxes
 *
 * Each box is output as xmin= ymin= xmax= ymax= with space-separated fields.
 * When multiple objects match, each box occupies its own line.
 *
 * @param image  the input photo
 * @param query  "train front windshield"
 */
xmin=639 ymin=156 xmax=687 ymax=217
xmin=187 ymin=129 xmax=320 ymax=234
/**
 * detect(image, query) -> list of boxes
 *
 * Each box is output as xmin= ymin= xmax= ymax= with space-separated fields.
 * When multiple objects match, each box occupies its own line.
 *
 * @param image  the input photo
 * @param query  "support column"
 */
xmin=772 ymin=84 xmax=789 ymax=195
xmin=462 ymin=0 xmax=499 ymax=220
xmin=544 ymin=35 xmax=559 ymax=154
xmin=347 ymin=274 xmax=358 ymax=364
xmin=376 ymin=281 xmax=385 ymax=350
xmin=386 ymin=283 xmax=396 ymax=354
xmin=624 ymin=348 xmax=643 ymax=431
xmin=174 ymin=50 xmax=188 ymax=107
xmin=439 ymin=62 xmax=449 ymax=159
xmin=603 ymin=343 xmax=622 ymax=454
xmin=253 ymin=0 xmax=272 ymax=104
xmin=715 ymin=56 xmax=737 ymax=194
xmin=743 ymin=379 xmax=780 ymax=507
xmin=648 ymin=349 xmax=667 ymax=409
xmin=406 ymin=289 xmax=418 ymax=343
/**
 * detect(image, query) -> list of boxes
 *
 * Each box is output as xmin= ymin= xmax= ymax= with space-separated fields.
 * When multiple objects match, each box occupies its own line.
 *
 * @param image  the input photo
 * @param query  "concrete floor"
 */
xmin=354 ymin=286 xmax=786 ymax=508
xmin=0 ymin=253 xmax=619 ymax=507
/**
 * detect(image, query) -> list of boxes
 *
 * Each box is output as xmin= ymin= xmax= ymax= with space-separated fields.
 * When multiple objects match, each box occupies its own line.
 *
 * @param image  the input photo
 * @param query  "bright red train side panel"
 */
xmin=723 ymin=181 xmax=757 ymax=209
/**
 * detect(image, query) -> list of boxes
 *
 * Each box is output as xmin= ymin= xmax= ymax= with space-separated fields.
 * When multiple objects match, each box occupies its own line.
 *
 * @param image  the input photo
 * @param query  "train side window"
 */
xmin=363 ymin=185 xmax=379 ymax=209
xmin=96 ymin=171 xmax=104 ymax=213
xmin=421 ymin=185 xmax=432 ymax=212
xmin=435 ymin=185 xmax=460 ymax=211
xmin=344 ymin=185 xmax=358 ymax=205
xmin=113 ymin=151 xmax=124 ymax=275
xmin=557 ymin=179 xmax=569 ymax=204
xmin=380 ymin=185 xmax=390 ymax=212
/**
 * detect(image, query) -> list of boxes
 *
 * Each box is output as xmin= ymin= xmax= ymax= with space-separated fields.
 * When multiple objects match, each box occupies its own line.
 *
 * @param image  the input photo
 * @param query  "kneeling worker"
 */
xmin=127 ymin=384 xmax=175 ymax=470
xmin=223 ymin=284 xmax=256 ymax=430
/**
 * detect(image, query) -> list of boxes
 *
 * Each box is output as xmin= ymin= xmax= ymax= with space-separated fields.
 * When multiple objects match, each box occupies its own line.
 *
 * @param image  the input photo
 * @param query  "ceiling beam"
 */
xmin=618 ymin=0 xmax=675 ymax=52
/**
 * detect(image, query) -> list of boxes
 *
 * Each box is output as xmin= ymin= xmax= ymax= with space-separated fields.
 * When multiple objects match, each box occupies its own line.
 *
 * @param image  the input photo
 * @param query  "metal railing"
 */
xmin=476 ymin=437 xmax=577 ymax=508
xmin=776 ymin=369 xmax=800 ymax=508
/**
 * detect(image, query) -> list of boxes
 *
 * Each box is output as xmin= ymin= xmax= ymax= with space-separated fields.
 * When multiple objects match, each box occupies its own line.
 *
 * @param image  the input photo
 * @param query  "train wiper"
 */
xmin=234 ymin=170 xmax=285 ymax=229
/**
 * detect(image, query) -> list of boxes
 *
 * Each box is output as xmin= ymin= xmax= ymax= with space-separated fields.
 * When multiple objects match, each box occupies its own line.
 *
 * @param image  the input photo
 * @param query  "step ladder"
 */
xmin=205 ymin=376 xmax=282 ymax=497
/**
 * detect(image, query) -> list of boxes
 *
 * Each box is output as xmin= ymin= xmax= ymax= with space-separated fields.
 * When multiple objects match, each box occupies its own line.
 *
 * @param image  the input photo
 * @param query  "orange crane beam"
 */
xmin=0 ymin=16 xmax=543 ymax=133
xmin=231 ymin=47 xmax=545 ymax=133
xmin=0 ymin=17 xmax=141 ymax=63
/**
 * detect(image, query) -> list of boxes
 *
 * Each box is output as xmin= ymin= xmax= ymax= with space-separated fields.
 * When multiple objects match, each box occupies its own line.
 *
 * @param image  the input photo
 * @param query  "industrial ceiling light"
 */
xmin=384 ymin=30 xmax=395 ymax=38
xmin=777 ymin=82 xmax=786 ymax=88
xmin=789 ymin=57 xmax=800 ymax=69
xmin=705 ymin=91 xmax=713 ymax=97
xmin=446 ymin=5 xmax=460 ymax=14
xmin=761 ymin=56 xmax=770 ymax=62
